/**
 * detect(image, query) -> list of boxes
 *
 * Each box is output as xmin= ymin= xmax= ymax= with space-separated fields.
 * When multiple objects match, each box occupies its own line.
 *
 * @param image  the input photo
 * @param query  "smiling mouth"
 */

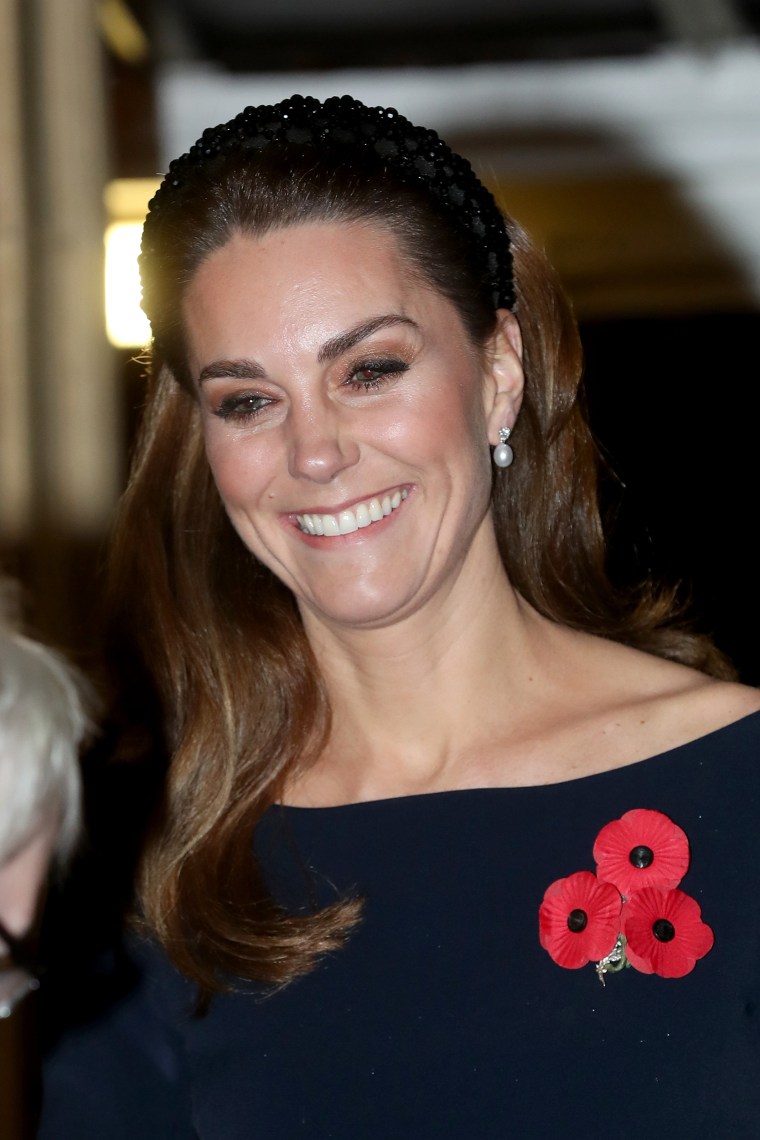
xmin=295 ymin=488 xmax=410 ymax=536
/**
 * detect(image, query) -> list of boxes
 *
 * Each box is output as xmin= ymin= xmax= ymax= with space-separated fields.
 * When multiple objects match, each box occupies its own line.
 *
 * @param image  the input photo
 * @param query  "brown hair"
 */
xmin=112 ymin=135 xmax=731 ymax=998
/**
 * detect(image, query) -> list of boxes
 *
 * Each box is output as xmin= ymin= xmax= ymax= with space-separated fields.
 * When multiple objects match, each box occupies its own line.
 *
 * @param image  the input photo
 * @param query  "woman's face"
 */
xmin=184 ymin=221 xmax=522 ymax=632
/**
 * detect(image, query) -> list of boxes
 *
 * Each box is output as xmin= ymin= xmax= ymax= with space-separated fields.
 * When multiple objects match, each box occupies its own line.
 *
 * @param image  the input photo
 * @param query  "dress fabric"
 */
xmin=39 ymin=712 xmax=760 ymax=1138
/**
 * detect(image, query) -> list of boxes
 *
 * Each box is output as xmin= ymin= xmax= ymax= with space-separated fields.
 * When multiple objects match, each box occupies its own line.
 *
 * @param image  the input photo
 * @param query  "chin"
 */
xmin=298 ymin=582 xmax=424 ymax=632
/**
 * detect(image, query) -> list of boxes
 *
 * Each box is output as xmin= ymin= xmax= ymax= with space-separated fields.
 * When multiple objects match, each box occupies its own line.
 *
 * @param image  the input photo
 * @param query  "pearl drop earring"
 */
xmin=493 ymin=427 xmax=514 ymax=468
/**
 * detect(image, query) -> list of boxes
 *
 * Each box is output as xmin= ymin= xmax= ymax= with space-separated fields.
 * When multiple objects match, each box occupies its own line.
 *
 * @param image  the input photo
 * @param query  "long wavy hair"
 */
xmin=110 ymin=140 xmax=731 ymax=997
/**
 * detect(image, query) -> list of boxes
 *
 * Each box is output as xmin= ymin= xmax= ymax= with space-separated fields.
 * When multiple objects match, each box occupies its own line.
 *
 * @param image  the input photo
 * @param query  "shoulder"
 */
xmin=591 ymin=636 xmax=760 ymax=738
xmin=633 ymin=676 xmax=760 ymax=764
xmin=546 ymin=630 xmax=760 ymax=780
xmin=567 ymin=627 xmax=757 ymax=712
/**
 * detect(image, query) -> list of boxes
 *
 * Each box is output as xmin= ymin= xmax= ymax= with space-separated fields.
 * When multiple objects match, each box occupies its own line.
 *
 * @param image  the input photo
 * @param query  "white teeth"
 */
xmin=295 ymin=488 xmax=409 ymax=537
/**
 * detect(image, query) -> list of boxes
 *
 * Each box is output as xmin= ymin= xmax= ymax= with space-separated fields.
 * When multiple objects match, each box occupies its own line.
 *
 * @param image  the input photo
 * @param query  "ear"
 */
xmin=482 ymin=310 xmax=524 ymax=446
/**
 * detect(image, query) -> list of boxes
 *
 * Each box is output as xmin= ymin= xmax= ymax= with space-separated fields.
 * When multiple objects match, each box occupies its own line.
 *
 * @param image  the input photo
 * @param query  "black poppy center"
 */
xmin=652 ymin=918 xmax=676 ymax=942
xmin=567 ymin=909 xmax=588 ymax=933
xmin=629 ymin=844 xmax=654 ymax=869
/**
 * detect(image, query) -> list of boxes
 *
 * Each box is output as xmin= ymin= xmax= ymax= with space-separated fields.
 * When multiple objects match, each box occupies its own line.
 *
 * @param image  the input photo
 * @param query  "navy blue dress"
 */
xmin=40 ymin=712 xmax=760 ymax=1137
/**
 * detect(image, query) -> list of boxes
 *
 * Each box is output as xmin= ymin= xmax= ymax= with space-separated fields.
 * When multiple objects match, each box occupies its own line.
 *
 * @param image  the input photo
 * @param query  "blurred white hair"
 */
xmin=0 ymin=585 xmax=90 ymax=866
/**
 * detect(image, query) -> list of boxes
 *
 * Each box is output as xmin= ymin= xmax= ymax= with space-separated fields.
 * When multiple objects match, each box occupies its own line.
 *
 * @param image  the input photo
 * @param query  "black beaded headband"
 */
xmin=142 ymin=94 xmax=514 ymax=313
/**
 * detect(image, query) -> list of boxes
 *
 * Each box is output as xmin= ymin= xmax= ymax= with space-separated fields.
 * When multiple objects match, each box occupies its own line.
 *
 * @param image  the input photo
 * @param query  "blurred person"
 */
xmin=0 ymin=592 xmax=86 ymax=1016
xmin=39 ymin=96 xmax=760 ymax=1137
xmin=0 ymin=586 xmax=88 ymax=1140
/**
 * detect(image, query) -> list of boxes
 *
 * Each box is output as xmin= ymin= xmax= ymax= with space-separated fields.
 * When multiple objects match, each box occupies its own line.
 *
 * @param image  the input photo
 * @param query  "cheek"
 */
xmin=202 ymin=432 xmax=274 ymax=515
xmin=402 ymin=372 xmax=489 ymax=469
xmin=444 ymin=378 xmax=496 ymax=505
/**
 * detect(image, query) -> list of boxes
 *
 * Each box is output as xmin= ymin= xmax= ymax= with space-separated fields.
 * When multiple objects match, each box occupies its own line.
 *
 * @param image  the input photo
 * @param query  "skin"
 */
xmin=189 ymin=223 xmax=521 ymax=632
xmin=0 ymin=822 xmax=56 ymax=943
xmin=185 ymin=221 xmax=760 ymax=806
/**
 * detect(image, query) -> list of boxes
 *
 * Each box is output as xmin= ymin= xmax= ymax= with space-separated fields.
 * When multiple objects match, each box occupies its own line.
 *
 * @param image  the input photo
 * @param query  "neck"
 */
xmin=289 ymin=534 xmax=561 ymax=805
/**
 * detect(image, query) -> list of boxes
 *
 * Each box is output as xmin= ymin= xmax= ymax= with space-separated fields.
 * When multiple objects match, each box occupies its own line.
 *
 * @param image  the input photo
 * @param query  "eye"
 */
xmin=213 ymin=392 xmax=273 ymax=422
xmin=345 ymin=358 xmax=409 ymax=392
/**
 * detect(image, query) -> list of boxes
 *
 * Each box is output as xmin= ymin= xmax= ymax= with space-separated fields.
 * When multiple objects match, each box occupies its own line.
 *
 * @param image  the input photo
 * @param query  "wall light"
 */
xmin=105 ymin=221 xmax=149 ymax=348
xmin=104 ymin=177 xmax=159 ymax=348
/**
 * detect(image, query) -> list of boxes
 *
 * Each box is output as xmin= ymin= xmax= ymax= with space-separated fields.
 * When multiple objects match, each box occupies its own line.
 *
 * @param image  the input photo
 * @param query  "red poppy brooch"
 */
xmin=539 ymin=809 xmax=714 ymax=982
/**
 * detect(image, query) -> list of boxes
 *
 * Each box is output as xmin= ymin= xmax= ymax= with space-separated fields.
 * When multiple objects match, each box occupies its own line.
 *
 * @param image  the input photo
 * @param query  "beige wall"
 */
xmin=0 ymin=0 xmax=119 ymax=547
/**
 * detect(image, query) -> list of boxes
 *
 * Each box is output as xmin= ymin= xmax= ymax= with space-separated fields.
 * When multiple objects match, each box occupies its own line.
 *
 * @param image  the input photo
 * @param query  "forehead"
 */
xmin=182 ymin=221 xmax=441 ymax=363
xmin=186 ymin=221 xmax=416 ymax=307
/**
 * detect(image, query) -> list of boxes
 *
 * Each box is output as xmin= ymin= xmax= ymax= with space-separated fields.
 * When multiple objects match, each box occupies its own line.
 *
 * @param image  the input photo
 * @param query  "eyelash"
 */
xmin=212 ymin=358 xmax=409 ymax=422
xmin=345 ymin=358 xmax=409 ymax=391
xmin=213 ymin=393 xmax=272 ymax=423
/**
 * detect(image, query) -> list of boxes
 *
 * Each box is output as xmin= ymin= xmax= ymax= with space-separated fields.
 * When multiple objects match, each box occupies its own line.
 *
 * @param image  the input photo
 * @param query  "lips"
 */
xmin=295 ymin=487 xmax=409 ymax=536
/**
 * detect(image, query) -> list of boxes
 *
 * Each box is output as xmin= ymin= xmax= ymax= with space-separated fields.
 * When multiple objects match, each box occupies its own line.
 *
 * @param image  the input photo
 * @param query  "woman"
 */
xmin=42 ymin=95 xmax=760 ymax=1137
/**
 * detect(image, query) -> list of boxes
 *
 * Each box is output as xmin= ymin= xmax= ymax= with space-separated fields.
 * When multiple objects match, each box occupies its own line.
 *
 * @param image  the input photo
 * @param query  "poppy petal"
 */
xmin=539 ymin=871 xmax=622 ymax=969
xmin=594 ymin=808 xmax=690 ymax=896
xmin=621 ymin=887 xmax=714 ymax=978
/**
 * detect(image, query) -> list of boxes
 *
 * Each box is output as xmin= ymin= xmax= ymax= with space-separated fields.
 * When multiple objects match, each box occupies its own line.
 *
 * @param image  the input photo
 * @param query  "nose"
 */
xmin=286 ymin=399 xmax=360 ymax=484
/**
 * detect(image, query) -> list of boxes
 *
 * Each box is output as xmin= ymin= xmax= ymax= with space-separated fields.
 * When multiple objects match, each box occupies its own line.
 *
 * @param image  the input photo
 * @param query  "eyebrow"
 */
xmin=196 ymin=313 xmax=419 ymax=385
xmin=316 ymin=313 xmax=419 ymax=363
xmin=197 ymin=359 xmax=266 ymax=384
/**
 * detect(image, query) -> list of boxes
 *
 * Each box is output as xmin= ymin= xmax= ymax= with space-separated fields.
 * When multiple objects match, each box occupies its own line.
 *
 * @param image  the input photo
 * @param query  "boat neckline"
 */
xmin=272 ymin=707 xmax=760 ymax=814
